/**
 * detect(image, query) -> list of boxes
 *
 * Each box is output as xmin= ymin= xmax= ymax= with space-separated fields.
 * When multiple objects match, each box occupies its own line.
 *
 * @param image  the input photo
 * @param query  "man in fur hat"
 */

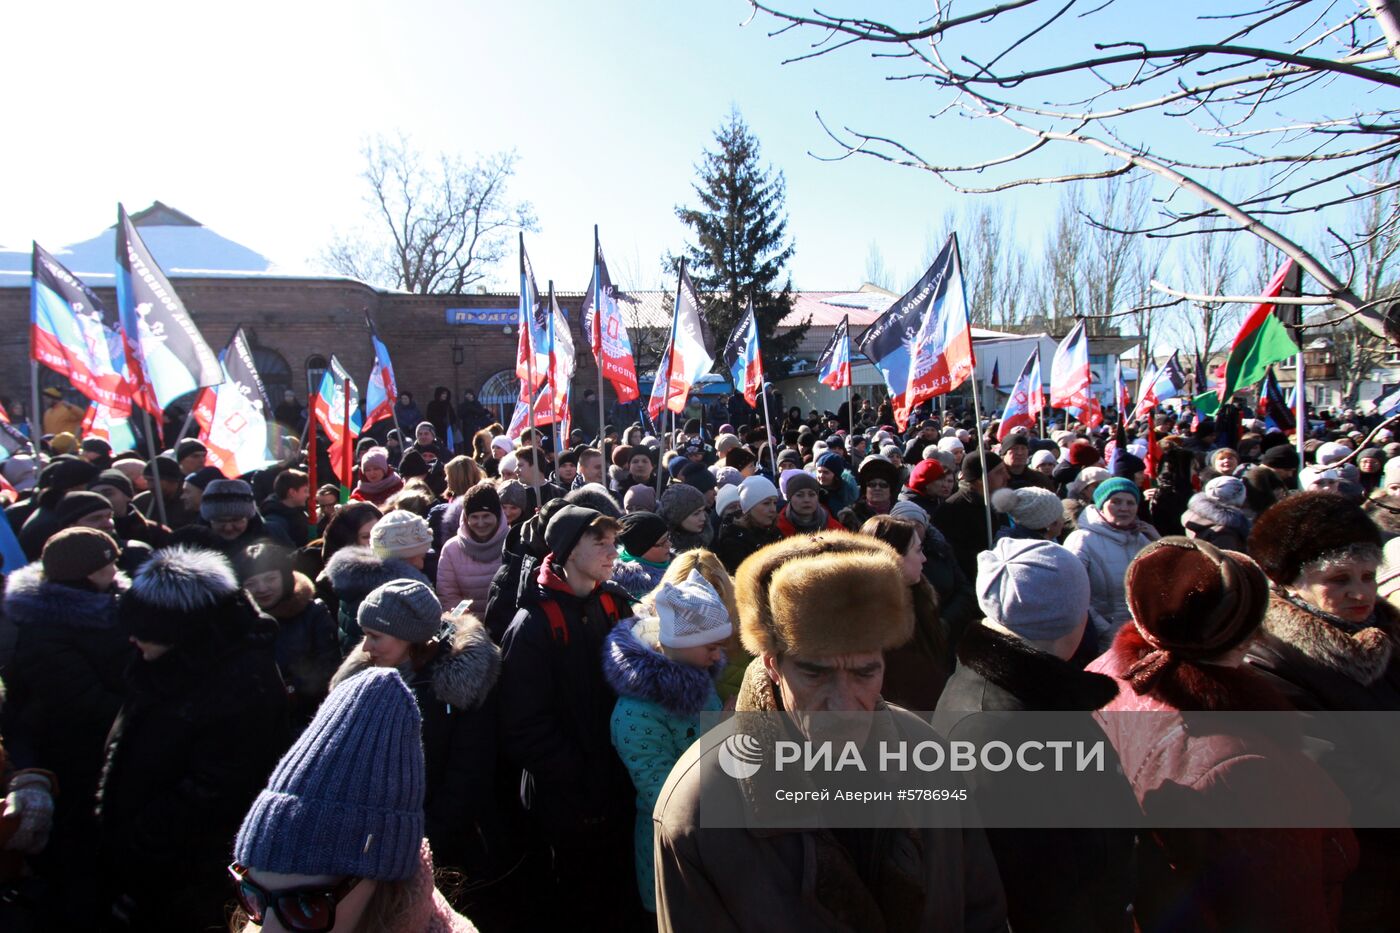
xmin=653 ymin=531 xmax=1007 ymax=932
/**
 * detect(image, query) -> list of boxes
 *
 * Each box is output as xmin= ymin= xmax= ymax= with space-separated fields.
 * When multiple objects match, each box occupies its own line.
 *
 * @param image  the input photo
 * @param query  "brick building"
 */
xmin=0 ymin=202 xmax=905 ymax=434
xmin=0 ymin=203 xmax=610 ymax=429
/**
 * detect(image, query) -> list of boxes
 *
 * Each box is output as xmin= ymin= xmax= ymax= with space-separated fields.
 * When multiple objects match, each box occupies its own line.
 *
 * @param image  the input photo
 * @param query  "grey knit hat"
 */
xmin=200 ymin=479 xmax=257 ymax=522
xmin=357 ymin=579 xmax=443 ymax=645
xmin=623 ymin=484 xmax=657 ymax=513
xmin=658 ymin=483 xmax=707 ymax=530
xmin=234 ymin=668 xmax=425 ymax=881
xmin=369 ymin=510 xmax=433 ymax=560
xmin=977 ymin=538 xmax=1090 ymax=641
xmin=496 ymin=479 xmax=527 ymax=510
xmin=990 ymin=486 xmax=1063 ymax=532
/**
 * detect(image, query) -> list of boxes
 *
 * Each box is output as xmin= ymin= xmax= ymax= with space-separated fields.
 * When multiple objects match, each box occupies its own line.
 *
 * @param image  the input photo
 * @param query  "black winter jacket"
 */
xmin=96 ymin=592 xmax=288 ymax=933
xmin=332 ymin=615 xmax=520 ymax=883
xmin=1 ymin=566 xmax=131 ymax=842
xmin=934 ymin=624 xmax=1136 ymax=933
xmin=712 ymin=514 xmax=782 ymax=575
xmin=498 ymin=561 xmax=633 ymax=838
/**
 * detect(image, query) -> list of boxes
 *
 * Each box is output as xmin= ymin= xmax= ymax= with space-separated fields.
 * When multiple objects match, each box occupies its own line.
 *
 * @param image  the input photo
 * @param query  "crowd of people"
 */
xmin=0 ymin=384 xmax=1398 ymax=932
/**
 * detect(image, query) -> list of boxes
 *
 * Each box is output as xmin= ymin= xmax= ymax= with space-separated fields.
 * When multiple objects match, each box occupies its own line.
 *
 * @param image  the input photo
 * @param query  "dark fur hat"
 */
xmin=1248 ymin=490 xmax=1383 ymax=585
xmin=735 ymin=530 xmax=912 ymax=658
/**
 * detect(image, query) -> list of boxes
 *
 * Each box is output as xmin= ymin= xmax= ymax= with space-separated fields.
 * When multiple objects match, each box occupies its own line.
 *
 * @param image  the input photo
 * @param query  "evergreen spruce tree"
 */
xmin=675 ymin=109 xmax=809 ymax=379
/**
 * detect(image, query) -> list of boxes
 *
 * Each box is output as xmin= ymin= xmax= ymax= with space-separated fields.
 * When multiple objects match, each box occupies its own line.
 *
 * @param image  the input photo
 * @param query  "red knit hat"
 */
xmin=1069 ymin=440 xmax=1100 ymax=467
xmin=907 ymin=458 xmax=946 ymax=493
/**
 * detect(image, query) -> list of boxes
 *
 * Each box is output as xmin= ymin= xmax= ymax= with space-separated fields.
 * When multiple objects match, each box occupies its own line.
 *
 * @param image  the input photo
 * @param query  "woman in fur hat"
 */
xmin=350 ymin=446 xmax=405 ymax=507
xmin=436 ymin=482 xmax=510 ymax=615
xmin=1065 ymin=477 xmax=1159 ymax=648
xmin=1244 ymin=491 xmax=1400 ymax=928
xmin=1090 ymin=537 xmax=1358 ymax=932
xmin=331 ymin=582 xmax=516 ymax=920
xmin=230 ymin=669 xmax=478 ymax=933
xmin=604 ymin=569 xmax=729 ymax=914
xmin=1181 ymin=475 xmax=1253 ymax=551
xmin=237 ymin=542 xmax=340 ymax=730
xmin=1 ymin=528 xmax=128 ymax=925
xmin=98 ymin=546 xmax=288 ymax=932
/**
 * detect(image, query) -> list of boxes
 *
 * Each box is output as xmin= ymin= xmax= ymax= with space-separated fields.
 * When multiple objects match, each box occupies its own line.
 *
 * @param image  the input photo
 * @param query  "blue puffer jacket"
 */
xmin=603 ymin=614 xmax=722 ymax=912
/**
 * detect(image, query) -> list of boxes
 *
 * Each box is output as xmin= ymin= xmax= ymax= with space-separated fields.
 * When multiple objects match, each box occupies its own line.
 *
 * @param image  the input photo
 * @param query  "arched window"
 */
xmin=478 ymin=369 xmax=520 ymax=425
xmin=305 ymin=355 xmax=328 ymax=397
xmin=249 ymin=346 xmax=293 ymax=405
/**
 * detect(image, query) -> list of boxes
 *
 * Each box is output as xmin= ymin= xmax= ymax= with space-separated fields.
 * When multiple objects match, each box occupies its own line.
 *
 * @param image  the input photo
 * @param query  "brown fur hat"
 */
xmin=735 ymin=530 xmax=912 ymax=658
xmin=1248 ymin=491 xmax=1382 ymax=585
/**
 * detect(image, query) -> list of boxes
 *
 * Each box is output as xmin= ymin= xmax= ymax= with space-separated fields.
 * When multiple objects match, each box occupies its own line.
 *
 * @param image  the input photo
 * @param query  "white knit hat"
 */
xmin=1031 ymin=450 xmax=1058 ymax=469
xmin=370 ymin=510 xmax=433 ymax=560
xmin=738 ymin=475 xmax=780 ymax=513
xmin=490 ymin=435 xmax=513 ymax=454
xmin=716 ymin=484 xmax=742 ymax=517
xmin=655 ymin=568 xmax=732 ymax=648
xmin=937 ymin=437 xmax=964 ymax=453
xmin=1316 ymin=441 xmax=1351 ymax=466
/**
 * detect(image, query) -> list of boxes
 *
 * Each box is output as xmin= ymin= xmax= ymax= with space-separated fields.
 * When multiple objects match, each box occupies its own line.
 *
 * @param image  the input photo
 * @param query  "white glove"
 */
xmin=3 ymin=771 xmax=55 ymax=854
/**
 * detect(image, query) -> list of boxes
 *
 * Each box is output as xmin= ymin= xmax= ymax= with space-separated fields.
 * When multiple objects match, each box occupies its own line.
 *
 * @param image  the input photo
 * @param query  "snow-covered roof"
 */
xmin=0 ymin=201 xmax=327 ymax=288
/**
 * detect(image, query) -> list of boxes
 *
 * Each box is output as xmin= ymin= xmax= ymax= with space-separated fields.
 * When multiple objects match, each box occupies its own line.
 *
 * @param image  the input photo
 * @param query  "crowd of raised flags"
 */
xmin=23 ymin=214 xmax=1314 ymax=524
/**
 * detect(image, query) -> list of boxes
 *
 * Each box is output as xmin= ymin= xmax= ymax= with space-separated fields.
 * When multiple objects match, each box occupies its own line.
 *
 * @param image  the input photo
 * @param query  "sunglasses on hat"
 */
xmin=229 ymin=863 xmax=361 ymax=932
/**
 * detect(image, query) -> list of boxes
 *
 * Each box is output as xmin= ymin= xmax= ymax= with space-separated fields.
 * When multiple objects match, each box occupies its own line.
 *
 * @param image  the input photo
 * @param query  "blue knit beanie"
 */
xmin=233 ymin=668 xmax=425 ymax=881
xmin=1093 ymin=476 xmax=1141 ymax=509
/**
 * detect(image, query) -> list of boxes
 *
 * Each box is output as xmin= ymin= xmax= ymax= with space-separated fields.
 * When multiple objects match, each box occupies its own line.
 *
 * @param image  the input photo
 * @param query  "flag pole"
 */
xmin=28 ymin=361 xmax=42 ymax=452
xmin=547 ymin=280 xmax=558 ymax=471
xmin=594 ymin=226 xmax=607 ymax=469
xmin=953 ymin=232 xmax=994 ymax=546
xmin=342 ymin=377 xmax=353 ymax=503
xmin=657 ymin=261 xmax=685 ymax=500
xmin=760 ymin=382 xmax=779 ymax=478
xmin=138 ymin=406 xmax=169 ymax=528
xmin=1295 ymin=348 xmax=1306 ymax=463
xmin=307 ymin=412 xmax=319 ymax=527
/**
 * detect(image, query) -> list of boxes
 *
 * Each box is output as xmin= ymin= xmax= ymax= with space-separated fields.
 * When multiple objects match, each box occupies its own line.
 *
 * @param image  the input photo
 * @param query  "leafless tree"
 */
xmin=744 ymin=0 xmax=1400 ymax=339
xmin=1166 ymin=219 xmax=1242 ymax=373
xmin=864 ymin=241 xmax=896 ymax=290
xmin=1126 ymin=237 xmax=1170 ymax=376
xmin=1031 ymin=186 xmax=1087 ymax=331
xmin=323 ymin=133 xmax=536 ymax=293
xmin=1319 ymin=163 xmax=1400 ymax=400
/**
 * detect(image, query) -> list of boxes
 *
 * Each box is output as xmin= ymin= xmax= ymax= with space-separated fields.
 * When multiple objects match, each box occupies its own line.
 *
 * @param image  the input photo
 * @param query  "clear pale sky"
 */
xmin=0 ymin=0 xmax=1347 ymax=296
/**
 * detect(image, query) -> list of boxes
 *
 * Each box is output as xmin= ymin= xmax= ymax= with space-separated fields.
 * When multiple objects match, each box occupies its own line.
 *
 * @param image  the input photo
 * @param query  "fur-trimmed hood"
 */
xmin=321 ymin=545 xmax=429 ymax=603
xmin=1256 ymin=588 xmax=1399 ymax=687
xmin=331 ymin=614 xmax=500 ymax=711
xmin=610 ymin=557 xmax=666 ymax=601
xmin=127 ymin=545 xmax=239 ymax=612
xmin=1097 ymin=624 xmax=1293 ymax=712
xmin=1183 ymin=493 xmax=1252 ymax=536
xmin=3 ymin=562 xmax=129 ymax=628
xmin=603 ymin=615 xmax=721 ymax=717
xmin=952 ymin=622 xmax=1119 ymax=711
xmin=266 ymin=571 xmax=316 ymax=621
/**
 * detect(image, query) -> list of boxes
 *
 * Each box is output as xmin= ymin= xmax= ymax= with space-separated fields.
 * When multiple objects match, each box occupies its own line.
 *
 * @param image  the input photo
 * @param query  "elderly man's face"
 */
xmin=1003 ymin=444 xmax=1028 ymax=471
xmin=764 ymin=651 xmax=884 ymax=713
